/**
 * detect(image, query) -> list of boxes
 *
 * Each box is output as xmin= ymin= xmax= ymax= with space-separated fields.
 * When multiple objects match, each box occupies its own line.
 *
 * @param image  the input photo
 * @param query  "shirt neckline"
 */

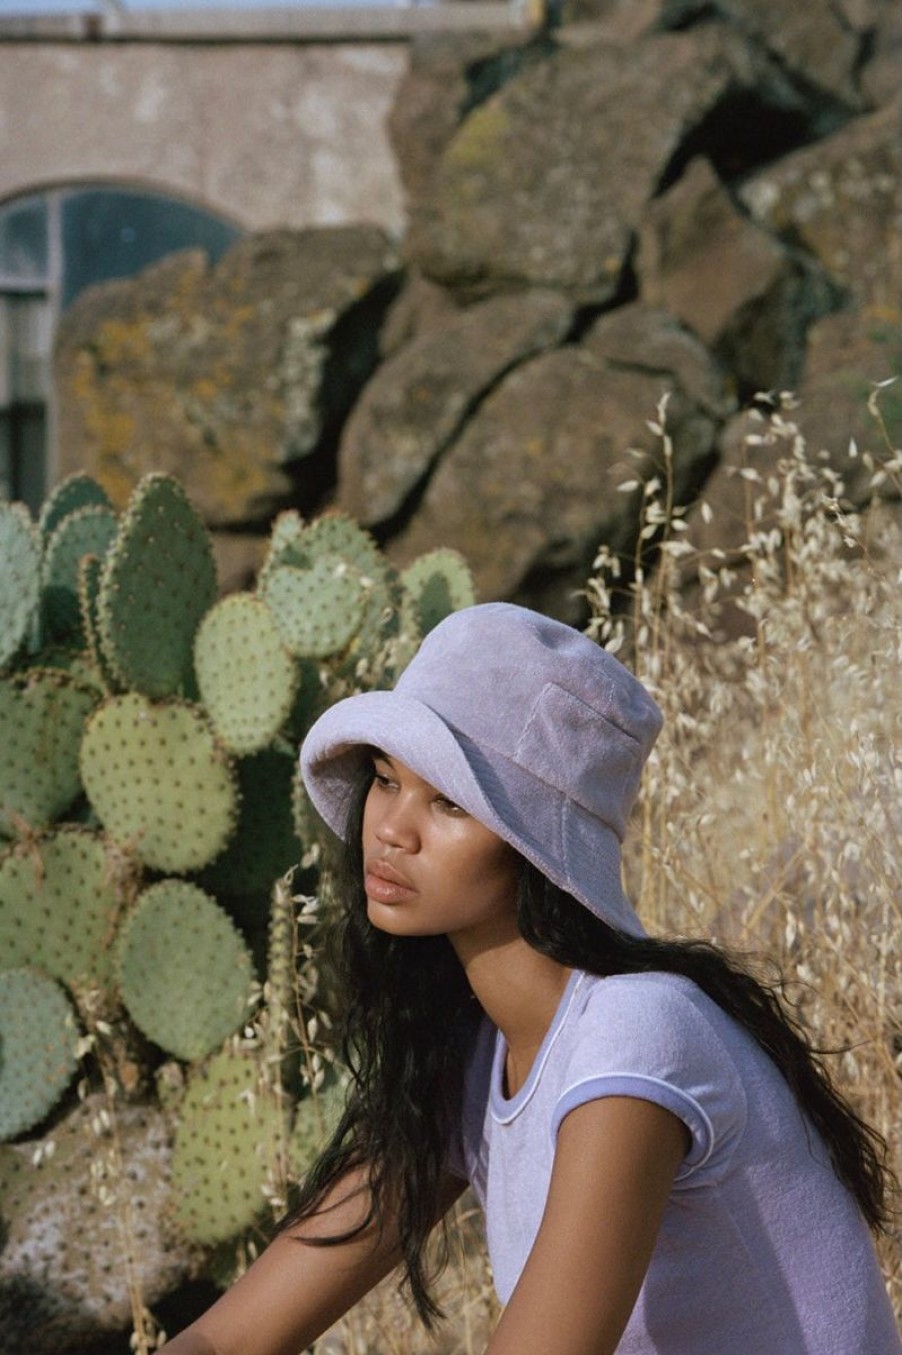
xmin=490 ymin=968 xmax=585 ymax=1123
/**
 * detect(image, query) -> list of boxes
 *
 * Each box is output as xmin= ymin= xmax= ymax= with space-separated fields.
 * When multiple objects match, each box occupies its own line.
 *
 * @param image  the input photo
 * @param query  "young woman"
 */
xmin=165 ymin=603 xmax=901 ymax=1355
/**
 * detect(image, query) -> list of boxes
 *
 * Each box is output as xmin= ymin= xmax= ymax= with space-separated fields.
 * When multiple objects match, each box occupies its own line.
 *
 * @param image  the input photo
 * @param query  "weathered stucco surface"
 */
xmin=0 ymin=42 xmax=406 ymax=232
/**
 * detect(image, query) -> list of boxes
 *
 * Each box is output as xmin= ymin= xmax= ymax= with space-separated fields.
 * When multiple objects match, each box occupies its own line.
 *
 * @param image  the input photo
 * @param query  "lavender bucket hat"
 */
xmin=300 ymin=602 xmax=662 ymax=937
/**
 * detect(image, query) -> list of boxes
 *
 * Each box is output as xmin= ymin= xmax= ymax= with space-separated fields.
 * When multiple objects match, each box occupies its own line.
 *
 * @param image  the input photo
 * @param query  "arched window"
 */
xmin=0 ymin=186 xmax=241 ymax=510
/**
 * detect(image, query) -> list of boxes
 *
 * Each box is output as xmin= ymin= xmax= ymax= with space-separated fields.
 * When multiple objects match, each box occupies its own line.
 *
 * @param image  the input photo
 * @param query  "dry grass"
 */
xmin=317 ymin=394 xmax=902 ymax=1349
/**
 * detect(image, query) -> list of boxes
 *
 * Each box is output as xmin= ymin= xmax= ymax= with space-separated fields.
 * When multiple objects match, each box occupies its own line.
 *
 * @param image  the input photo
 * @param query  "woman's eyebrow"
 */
xmin=368 ymin=746 xmax=393 ymax=765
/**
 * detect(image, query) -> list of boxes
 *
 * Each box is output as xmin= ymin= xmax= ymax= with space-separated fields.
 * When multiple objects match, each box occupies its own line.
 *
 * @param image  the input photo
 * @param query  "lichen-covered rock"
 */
xmin=0 ymin=1098 xmax=186 ymax=1353
xmin=740 ymin=97 xmax=902 ymax=308
xmin=337 ymin=289 xmax=574 ymax=527
xmin=637 ymin=156 xmax=835 ymax=394
xmin=389 ymin=305 xmax=731 ymax=620
xmin=408 ymin=25 xmax=808 ymax=301
xmin=55 ymin=228 xmax=401 ymax=527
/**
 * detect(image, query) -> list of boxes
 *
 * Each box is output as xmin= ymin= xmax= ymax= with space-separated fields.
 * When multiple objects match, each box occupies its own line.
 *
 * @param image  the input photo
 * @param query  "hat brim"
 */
xmin=301 ymin=689 xmax=645 ymax=936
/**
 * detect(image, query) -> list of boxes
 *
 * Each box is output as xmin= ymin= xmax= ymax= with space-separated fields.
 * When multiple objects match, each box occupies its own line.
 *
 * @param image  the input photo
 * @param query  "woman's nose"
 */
xmin=374 ymin=796 xmax=420 ymax=851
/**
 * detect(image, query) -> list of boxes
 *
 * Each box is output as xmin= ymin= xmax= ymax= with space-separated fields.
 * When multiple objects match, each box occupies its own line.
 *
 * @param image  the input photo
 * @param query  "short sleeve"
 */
xmin=550 ymin=975 xmax=748 ymax=1182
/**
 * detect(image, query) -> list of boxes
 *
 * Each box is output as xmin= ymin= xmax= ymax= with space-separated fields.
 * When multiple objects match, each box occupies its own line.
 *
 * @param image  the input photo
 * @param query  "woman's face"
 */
xmin=361 ymin=751 xmax=520 ymax=944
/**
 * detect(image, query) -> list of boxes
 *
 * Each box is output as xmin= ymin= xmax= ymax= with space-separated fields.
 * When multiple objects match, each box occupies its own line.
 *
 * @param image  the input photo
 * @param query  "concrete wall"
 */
xmin=0 ymin=40 xmax=408 ymax=233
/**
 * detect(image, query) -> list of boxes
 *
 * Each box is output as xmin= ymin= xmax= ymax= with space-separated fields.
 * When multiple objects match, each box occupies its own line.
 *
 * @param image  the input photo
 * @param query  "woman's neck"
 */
xmin=451 ymin=925 xmax=573 ymax=1095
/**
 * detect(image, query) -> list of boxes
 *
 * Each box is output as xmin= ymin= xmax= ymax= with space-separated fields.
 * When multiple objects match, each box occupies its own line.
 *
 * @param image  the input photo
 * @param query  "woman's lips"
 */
xmin=364 ymin=858 xmax=416 ymax=904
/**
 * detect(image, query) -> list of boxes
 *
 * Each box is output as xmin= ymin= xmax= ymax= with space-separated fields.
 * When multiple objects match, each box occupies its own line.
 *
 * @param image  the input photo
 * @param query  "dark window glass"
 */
xmin=61 ymin=189 xmax=240 ymax=307
xmin=0 ymin=195 xmax=49 ymax=282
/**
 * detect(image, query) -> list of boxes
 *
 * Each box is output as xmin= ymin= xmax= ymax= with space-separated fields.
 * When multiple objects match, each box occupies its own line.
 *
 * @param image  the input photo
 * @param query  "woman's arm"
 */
xmin=486 ymin=1096 xmax=689 ymax=1355
xmin=163 ymin=1167 xmax=466 ymax=1355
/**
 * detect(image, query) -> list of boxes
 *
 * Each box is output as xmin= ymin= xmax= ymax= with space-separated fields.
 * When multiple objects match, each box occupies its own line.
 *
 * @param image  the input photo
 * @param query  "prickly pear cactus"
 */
xmin=97 ymin=474 xmax=217 ymax=699
xmin=0 ymin=827 xmax=129 ymax=991
xmin=80 ymin=693 xmax=238 ymax=872
xmin=0 ymin=501 xmax=42 ymax=671
xmin=169 ymin=1047 xmax=287 ymax=1245
xmin=194 ymin=594 xmax=298 ymax=755
xmin=261 ymin=556 xmax=368 ymax=660
xmin=400 ymin=547 xmax=476 ymax=639
xmin=37 ymin=470 xmax=111 ymax=540
xmin=0 ymin=968 xmax=79 ymax=1141
xmin=0 ymin=669 xmax=100 ymax=838
xmin=42 ymin=503 xmax=119 ymax=642
xmin=117 ymin=880 xmax=254 ymax=1061
xmin=202 ymin=747 xmax=300 ymax=898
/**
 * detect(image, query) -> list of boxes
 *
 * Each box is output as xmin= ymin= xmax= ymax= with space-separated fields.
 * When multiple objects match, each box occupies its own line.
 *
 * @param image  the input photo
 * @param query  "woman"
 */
xmin=166 ymin=603 xmax=900 ymax=1355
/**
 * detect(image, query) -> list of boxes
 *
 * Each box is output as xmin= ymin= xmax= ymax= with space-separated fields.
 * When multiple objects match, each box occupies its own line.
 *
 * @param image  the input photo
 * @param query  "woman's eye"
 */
xmin=372 ymin=769 xmax=393 ymax=789
xmin=435 ymin=794 xmax=464 ymax=814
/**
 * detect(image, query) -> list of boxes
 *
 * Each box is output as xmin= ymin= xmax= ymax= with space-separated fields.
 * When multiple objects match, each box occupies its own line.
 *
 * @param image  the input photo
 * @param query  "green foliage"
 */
xmin=0 ymin=669 xmax=100 ymax=838
xmin=37 ymin=471 xmax=111 ymax=540
xmin=118 ymin=881 xmax=254 ymax=1061
xmin=42 ymin=504 xmax=119 ymax=642
xmin=80 ymin=694 xmax=238 ymax=873
xmin=0 ymin=502 xmax=42 ymax=671
xmin=97 ymin=474 xmax=217 ymax=698
xmin=400 ymin=547 xmax=476 ymax=638
xmin=0 ymin=968 xmax=79 ymax=1141
xmin=195 ymin=594 xmax=298 ymax=755
xmin=169 ymin=1048 xmax=287 ymax=1245
xmin=202 ymin=747 xmax=300 ymax=897
xmin=0 ymin=827 xmax=126 ymax=990
xmin=261 ymin=556 xmax=368 ymax=659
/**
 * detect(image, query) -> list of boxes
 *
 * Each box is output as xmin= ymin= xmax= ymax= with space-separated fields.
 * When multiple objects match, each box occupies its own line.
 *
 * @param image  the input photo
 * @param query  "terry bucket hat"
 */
xmin=300 ymin=602 xmax=663 ymax=937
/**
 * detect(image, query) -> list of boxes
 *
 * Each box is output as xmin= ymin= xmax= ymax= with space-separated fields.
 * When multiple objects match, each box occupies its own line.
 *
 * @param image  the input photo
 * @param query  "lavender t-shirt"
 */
xmin=452 ymin=969 xmax=901 ymax=1353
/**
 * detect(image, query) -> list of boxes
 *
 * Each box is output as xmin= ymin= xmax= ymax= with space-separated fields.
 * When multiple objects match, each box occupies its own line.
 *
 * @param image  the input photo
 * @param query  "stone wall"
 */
xmin=55 ymin=0 xmax=902 ymax=617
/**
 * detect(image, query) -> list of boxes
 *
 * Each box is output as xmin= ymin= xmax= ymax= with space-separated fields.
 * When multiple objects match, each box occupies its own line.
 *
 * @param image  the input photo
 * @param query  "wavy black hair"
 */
xmin=280 ymin=773 xmax=895 ymax=1325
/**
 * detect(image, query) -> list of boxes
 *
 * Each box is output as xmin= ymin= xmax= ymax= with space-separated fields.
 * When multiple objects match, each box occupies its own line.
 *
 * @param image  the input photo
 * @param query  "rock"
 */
xmin=740 ymin=97 xmax=902 ymax=309
xmin=0 ymin=1097 xmax=188 ymax=1354
xmin=860 ymin=3 xmax=902 ymax=108
xmin=637 ymin=156 xmax=835 ymax=394
xmin=657 ymin=0 xmax=864 ymax=109
xmin=55 ymin=228 xmax=401 ymax=528
xmin=377 ymin=270 xmax=465 ymax=358
xmin=388 ymin=33 xmax=552 ymax=284
xmin=795 ymin=309 xmax=902 ymax=499
xmin=411 ymin=25 xmax=812 ymax=301
xmin=336 ymin=289 xmax=574 ymax=528
xmin=388 ymin=304 xmax=731 ymax=621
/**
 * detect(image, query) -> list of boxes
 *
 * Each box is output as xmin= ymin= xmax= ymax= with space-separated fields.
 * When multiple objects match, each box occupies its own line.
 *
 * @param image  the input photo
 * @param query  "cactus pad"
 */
xmin=194 ymin=595 xmax=298 ymax=756
xmin=42 ymin=504 xmax=119 ymax=641
xmin=117 ymin=880 xmax=254 ymax=1062
xmin=289 ymin=1082 xmax=345 ymax=1179
xmin=97 ymin=474 xmax=217 ymax=698
xmin=0 ymin=501 xmax=41 ymax=671
xmin=0 ymin=669 xmax=99 ymax=838
xmin=37 ymin=471 xmax=111 ymax=540
xmin=400 ymin=548 xmax=476 ymax=638
xmin=80 ymin=694 xmax=238 ymax=872
xmin=0 ymin=828 xmax=127 ymax=990
xmin=0 ymin=968 xmax=79 ymax=1140
xmin=261 ymin=557 xmax=367 ymax=660
xmin=202 ymin=748 xmax=300 ymax=897
xmin=170 ymin=1048 xmax=286 ymax=1244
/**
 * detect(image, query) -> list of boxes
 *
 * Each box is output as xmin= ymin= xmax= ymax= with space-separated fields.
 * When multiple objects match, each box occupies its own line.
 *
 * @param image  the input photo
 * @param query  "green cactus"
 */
xmin=400 ymin=547 xmax=477 ymax=640
xmin=0 ymin=827 xmax=128 ymax=991
xmin=37 ymin=471 xmax=111 ymax=540
xmin=289 ymin=1082 xmax=345 ymax=1178
xmin=42 ymin=503 xmax=119 ymax=642
xmin=78 ymin=553 xmax=116 ymax=693
xmin=0 ymin=669 xmax=100 ymax=838
xmin=0 ymin=501 xmax=42 ymax=671
xmin=194 ymin=594 xmax=299 ymax=756
xmin=169 ymin=1047 xmax=287 ymax=1245
xmin=261 ymin=556 xmax=368 ymax=660
xmin=117 ymin=880 xmax=254 ymax=1062
xmin=201 ymin=747 xmax=300 ymax=898
xmin=97 ymin=474 xmax=217 ymax=698
xmin=0 ymin=967 xmax=80 ymax=1141
xmin=79 ymin=693 xmax=238 ymax=873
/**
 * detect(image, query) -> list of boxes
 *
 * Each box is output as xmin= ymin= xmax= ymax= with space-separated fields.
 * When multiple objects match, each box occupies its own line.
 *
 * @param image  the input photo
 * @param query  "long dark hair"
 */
xmin=280 ymin=777 xmax=895 ymax=1325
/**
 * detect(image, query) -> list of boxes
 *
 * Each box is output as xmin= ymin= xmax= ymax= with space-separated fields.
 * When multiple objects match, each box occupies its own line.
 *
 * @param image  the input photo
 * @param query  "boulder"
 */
xmin=409 ymin=24 xmax=814 ymax=301
xmin=336 ymin=289 xmax=574 ymax=528
xmin=861 ymin=3 xmax=902 ymax=105
xmin=0 ymin=1098 xmax=188 ymax=1354
xmin=740 ymin=97 xmax=902 ymax=309
xmin=55 ymin=228 xmax=401 ymax=527
xmin=388 ymin=305 xmax=731 ymax=621
xmin=657 ymin=0 xmax=864 ymax=110
xmin=637 ymin=156 xmax=835 ymax=394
